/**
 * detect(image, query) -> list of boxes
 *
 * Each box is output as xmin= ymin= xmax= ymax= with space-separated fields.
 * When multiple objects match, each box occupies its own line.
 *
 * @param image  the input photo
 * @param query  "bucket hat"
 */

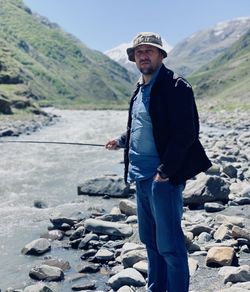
xmin=127 ymin=32 xmax=167 ymax=62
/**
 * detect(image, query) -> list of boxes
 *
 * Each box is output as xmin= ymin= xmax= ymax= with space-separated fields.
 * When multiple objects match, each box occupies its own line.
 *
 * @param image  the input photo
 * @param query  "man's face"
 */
xmin=134 ymin=45 xmax=163 ymax=75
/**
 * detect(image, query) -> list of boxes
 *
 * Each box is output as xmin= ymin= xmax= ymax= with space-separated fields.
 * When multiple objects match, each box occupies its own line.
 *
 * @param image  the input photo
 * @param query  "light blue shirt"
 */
xmin=128 ymin=67 xmax=161 ymax=182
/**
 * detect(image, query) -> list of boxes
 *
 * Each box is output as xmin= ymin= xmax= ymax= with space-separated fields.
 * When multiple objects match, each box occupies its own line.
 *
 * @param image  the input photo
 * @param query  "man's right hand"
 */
xmin=105 ymin=139 xmax=120 ymax=150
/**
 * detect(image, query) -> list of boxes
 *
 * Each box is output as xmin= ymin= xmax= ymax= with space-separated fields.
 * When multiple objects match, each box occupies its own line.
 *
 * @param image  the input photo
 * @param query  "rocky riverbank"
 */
xmin=0 ymin=110 xmax=58 ymax=138
xmin=2 ymin=109 xmax=250 ymax=292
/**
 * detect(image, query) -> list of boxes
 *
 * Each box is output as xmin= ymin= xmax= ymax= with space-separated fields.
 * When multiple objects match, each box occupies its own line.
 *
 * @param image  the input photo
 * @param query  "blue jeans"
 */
xmin=136 ymin=177 xmax=189 ymax=292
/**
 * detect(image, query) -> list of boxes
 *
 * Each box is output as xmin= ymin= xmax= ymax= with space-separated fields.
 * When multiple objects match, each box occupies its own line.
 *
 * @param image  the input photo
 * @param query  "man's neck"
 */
xmin=142 ymin=74 xmax=152 ymax=84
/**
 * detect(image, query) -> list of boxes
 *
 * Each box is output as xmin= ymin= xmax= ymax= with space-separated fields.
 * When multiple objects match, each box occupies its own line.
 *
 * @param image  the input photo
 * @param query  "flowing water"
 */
xmin=0 ymin=109 xmax=128 ymax=291
xmin=0 ymin=109 xmax=232 ymax=291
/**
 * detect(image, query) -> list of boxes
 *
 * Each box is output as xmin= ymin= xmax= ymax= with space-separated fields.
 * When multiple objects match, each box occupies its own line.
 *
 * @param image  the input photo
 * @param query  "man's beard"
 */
xmin=139 ymin=64 xmax=155 ymax=75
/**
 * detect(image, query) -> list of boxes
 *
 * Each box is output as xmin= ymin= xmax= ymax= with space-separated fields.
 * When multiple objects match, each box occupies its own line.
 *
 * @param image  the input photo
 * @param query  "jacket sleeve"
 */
xmin=157 ymin=78 xmax=198 ymax=178
xmin=116 ymin=132 xmax=127 ymax=148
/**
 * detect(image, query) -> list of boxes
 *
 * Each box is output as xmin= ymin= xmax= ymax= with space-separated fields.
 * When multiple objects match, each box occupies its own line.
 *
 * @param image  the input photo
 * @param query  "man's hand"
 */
xmin=105 ymin=139 xmax=120 ymax=150
xmin=154 ymin=173 xmax=169 ymax=182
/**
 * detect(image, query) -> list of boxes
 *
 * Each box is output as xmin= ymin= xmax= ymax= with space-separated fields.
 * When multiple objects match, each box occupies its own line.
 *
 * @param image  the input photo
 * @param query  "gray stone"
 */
xmin=94 ymin=248 xmax=114 ymax=262
xmin=223 ymin=165 xmax=238 ymax=178
xmin=21 ymin=238 xmax=51 ymax=255
xmin=133 ymin=260 xmax=148 ymax=275
xmin=84 ymin=218 xmax=133 ymax=238
xmin=78 ymin=233 xmax=99 ymax=249
xmin=232 ymin=226 xmax=250 ymax=243
xmin=183 ymin=174 xmax=230 ymax=206
xmin=224 ymin=265 xmax=250 ymax=284
xmin=23 ymin=283 xmax=54 ymax=292
xmin=40 ymin=230 xmax=64 ymax=241
xmin=121 ymin=249 xmax=147 ymax=268
xmin=215 ymin=214 xmax=245 ymax=228
xmin=78 ymin=176 xmax=131 ymax=198
xmin=42 ymin=257 xmax=71 ymax=271
xmin=117 ymin=286 xmax=135 ymax=292
xmin=29 ymin=264 xmax=64 ymax=281
xmin=108 ymin=268 xmax=146 ymax=290
xmin=214 ymin=224 xmax=231 ymax=241
xmin=119 ymin=199 xmax=137 ymax=216
xmin=204 ymin=202 xmax=225 ymax=212
xmin=77 ymin=263 xmax=100 ymax=273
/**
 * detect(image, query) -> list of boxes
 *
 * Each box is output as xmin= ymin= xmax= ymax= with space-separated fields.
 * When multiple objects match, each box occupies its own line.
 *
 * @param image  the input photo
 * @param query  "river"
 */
xmin=0 ymin=109 xmax=128 ymax=291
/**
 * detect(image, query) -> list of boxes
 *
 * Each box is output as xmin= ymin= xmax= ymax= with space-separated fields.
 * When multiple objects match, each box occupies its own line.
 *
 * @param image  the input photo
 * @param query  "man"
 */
xmin=106 ymin=32 xmax=212 ymax=292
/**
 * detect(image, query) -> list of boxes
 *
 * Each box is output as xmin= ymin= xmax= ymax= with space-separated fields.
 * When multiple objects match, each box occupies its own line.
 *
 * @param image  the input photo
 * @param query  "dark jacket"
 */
xmin=123 ymin=64 xmax=212 ymax=185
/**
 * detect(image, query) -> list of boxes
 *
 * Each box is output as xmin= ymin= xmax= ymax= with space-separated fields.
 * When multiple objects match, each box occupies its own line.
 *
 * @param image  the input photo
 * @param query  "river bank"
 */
xmin=0 ymin=108 xmax=249 ymax=291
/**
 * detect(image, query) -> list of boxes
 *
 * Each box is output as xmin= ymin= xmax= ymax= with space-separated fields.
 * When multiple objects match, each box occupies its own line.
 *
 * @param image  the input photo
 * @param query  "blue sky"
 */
xmin=23 ymin=0 xmax=250 ymax=52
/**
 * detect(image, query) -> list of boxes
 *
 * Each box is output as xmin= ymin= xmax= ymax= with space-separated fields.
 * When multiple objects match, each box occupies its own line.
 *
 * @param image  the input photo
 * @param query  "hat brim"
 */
xmin=126 ymin=43 xmax=167 ymax=62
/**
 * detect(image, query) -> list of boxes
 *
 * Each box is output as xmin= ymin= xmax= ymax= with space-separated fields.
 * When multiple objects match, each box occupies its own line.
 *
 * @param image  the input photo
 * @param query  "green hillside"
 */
xmin=189 ymin=29 xmax=250 ymax=110
xmin=0 ymin=0 xmax=135 ymax=114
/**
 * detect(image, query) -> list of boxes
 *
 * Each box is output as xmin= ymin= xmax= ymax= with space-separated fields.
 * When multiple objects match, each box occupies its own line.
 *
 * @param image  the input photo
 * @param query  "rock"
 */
xmin=84 ymin=218 xmax=133 ymax=238
xmin=108 ymin=268 xmax=146 ymax=290
xmin=42 ymin=257 xmax=71 ymax=271
xmin=121 ymin=249 xmax=147 ymax=268
xmin=50 ymin=217 xmax=75 ymax=229
xmin=40 ymin=230 xmax=64 ymax=241
xmin=78 ymin=176 xmax=131 ymax=198
xmin=119 ymin=199 xmax=137 ymax=216
xmin=78 ymin=233 xmax=99 ymax=249
xmin=224 ymin=265 xmax=250 ymax=284
xmin=204 ymin=240 xmax=238 ymax=250
xmin=69 ymin=226 xmax=85 ymax=241
xmin=232 ymin=226 xmax=250 ymax=243
xmin=23 ymin=283 xmax=54 ymax=292
xmin=222 ymin=165 xmax=238 ymax=178
xmin=183 ymin=174 xmax=230 ymax=207
xmin=21 ymin=238 xmax=51 ymax=255
xmin=98 ymin=213 xmax=127 ymax=222
xmin=81 ymin=249 xmax=98 ymax=260
xmin=126 ymin=215 xmax=138 ymax=224
xmin=133 ymin=260 xmax=148 ymax=275
xmin=204 ymin=202 xmax=225 ymax=212
xmin=188 ymin=257 xmax=199 ymax=276
xmin=0 ymin=97 xmax=12 ymax=114
xmin=234 ymin=197 xmax=250 ymax=205
xmin=117 ymin=286 xmax=135 ymax=292
xmin=187 ymin=224 xmax=213 ymax=236
xmin=29 ymin=264 xmax=64 ymax=281
xmin=205 ymin=246 xmax=235 ymax=267
xmin=34 ymin=200 xmax=48 ymax=209
xmin=215 ymin=214 xmax=245 ymax=228
xmin=94 ymin=248 xmax=114 ymax=262
xmin=71 ymin=282 xmax=96 ymax=291
xmin=77 ymin=263 xmax=100 ymax=273
xmin=214 ymin=224 xmax=231 ymax=241
xmin=197 ymin=232 xmax=212 ymax=243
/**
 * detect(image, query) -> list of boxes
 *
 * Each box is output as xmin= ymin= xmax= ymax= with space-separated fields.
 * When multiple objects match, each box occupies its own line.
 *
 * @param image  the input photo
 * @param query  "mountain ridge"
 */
xmin=0 ymin=0 xmax=135 ymax=115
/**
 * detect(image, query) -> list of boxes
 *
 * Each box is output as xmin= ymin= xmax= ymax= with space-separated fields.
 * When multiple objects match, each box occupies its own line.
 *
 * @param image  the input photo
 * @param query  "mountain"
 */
xmin=189 ymin=28 xmax=250 ymax=109
xmin=105 ymin=39 xmax=173 ymax=75
xmin=0 ymin=0 xmax=134 ymax=113
xmin=165 ymin=17 xmax=250 ymax=76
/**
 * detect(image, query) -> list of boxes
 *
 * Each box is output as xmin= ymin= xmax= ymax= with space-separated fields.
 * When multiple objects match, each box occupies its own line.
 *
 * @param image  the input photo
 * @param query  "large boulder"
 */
xmin=183 ymin=174 xmax=230 ymax=207
xmin=77 ymin=176 xmax=131 ymax=198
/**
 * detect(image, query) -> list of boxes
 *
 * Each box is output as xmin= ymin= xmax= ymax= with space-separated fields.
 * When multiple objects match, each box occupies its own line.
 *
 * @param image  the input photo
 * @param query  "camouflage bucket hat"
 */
xmin=127 ymin=32 xmax=167 ymax=62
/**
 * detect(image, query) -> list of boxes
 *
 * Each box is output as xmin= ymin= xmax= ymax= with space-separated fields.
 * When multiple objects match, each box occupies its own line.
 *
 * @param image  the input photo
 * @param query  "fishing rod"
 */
xmin=0 ymin=140 xmax=105 ymax=147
